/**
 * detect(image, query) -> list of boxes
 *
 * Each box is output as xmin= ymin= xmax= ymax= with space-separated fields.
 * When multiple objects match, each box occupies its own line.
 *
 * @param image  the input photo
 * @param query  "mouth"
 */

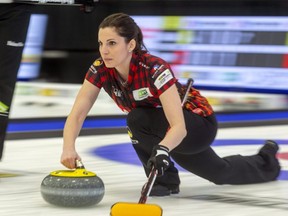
xmin=103 ymin=58 xmax=114 ymax=68
xmin=104 ymin=58 xmax=112 ymax=62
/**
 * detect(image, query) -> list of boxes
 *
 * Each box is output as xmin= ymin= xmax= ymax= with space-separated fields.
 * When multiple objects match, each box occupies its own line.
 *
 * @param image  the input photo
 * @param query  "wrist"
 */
xmin=158 ymin=144 xmax=170 ymax=152
xmin=63 ymin=144 xmax=76 ymax=152
xmin=155 ymin=145 xmax=170 ymax=156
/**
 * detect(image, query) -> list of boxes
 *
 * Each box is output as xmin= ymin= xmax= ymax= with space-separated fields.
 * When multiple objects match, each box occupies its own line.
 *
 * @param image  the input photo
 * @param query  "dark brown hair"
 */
xmin=99 ymin=13 xmax=147 ymax=54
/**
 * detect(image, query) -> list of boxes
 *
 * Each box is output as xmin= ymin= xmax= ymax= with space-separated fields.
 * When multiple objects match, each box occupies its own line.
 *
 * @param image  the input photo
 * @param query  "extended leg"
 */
xmin=171 ymin=140 xmax=280 ymax=185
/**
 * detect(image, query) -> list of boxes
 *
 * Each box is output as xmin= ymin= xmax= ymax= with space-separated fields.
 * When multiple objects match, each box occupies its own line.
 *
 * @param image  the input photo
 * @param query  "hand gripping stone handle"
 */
xmin=76 ymin=160 xmax=85 ymax=169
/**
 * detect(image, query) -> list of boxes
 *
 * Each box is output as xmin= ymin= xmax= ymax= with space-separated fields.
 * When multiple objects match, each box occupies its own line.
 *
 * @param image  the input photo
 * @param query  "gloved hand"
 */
xmin=147 ymin=145 xmax=171 ymax=176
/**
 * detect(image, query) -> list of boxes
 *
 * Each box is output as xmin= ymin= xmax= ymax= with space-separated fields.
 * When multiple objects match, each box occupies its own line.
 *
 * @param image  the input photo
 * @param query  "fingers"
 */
xmin=61 ymin=158 xmax=75 ymax=169
xmin=147 ymin=158 xmax=155 ymax=171
xmin=61 ymin=153 xmax=81 ymax=169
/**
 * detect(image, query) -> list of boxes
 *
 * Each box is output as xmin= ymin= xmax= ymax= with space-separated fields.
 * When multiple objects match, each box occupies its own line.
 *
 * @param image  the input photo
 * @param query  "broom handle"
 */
xmin=138 ymin=78 xmax=194 ymax=204
xmin=181 ymin=78 xmax=194 ymax=107
xmin=138 ymin=168 xmax=158 ymax=204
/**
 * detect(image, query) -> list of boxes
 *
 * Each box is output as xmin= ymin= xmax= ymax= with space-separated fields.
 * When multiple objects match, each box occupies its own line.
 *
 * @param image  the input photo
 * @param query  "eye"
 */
xmin=108 ymin=41 xmax=116 ymax=46
xmin=98 ymin=41 xmax=103 ymax=46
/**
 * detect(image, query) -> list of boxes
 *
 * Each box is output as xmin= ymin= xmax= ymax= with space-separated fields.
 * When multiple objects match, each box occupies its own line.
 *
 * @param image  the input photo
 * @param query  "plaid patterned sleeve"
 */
xmin=146 ymin=54 xmax=214 ymax=117
xmin=149 ymin=55 xmax=177 ymax=97
xmin=85 ymin=59 xmax=105 ymax=89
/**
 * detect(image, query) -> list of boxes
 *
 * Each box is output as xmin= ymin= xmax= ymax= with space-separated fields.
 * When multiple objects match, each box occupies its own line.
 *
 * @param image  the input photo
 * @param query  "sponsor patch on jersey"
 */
xmin=93 ymin=60 xmax=103 ymax=66
xmin=133 ymin=88 xmax=153 ymax=101
xmin=112 ymin=85 xmax=123 ymax=97
xmin=89 ymin=65 xmax=97 ymax=74
xmin=139 ymin=61 xmax=150 ymax=69
xmin=154 ymin=69 xmax=173 ymax=89
xmin=152 ymin=64 xmax=164 ymax=79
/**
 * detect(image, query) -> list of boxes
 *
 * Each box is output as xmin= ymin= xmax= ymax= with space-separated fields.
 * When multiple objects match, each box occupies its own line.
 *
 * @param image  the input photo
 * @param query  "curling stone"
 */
xmin=40 ymin=160 xmax=105 ymax=207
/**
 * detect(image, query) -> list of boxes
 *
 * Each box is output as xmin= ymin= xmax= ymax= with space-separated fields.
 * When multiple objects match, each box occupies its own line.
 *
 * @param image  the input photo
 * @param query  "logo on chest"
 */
xmin=112 ymin=85 xmax=123 ymax=97
xmin=133 ymin=88 xmax=153 ymax=101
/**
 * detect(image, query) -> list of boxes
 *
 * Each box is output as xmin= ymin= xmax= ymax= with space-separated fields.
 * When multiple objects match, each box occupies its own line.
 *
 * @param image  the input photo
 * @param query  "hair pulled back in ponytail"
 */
xmin=99 ymin=13 xmax=148 ymax=54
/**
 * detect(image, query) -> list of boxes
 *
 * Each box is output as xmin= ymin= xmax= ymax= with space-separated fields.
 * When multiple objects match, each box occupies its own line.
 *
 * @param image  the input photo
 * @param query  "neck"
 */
xmin=117 ymin=70 xmax=128 ymax=82
xmin=115 ymin=53 xmax=132 ymax=81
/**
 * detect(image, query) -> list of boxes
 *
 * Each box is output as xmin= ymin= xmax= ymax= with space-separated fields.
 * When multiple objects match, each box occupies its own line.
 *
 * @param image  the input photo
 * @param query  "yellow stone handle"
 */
xmin=50 ymin=160 xmax=96 ymax=177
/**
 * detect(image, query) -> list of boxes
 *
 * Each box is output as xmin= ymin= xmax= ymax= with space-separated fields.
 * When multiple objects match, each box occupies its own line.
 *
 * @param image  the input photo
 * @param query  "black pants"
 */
xmin=0 ymin=4 xmax=31 ymax=160
xmin=126 ymin=108 xmax=280 ymax=185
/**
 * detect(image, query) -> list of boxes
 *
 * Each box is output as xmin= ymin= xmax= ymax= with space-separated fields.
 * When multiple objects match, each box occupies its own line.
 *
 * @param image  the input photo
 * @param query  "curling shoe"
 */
xmin=259 ymin=140 xmax=279 ymax=156
xmin=149 ymin=183 xmax=180 ymax=196
xmin=258 ymin=140 xmax=281 ymax=180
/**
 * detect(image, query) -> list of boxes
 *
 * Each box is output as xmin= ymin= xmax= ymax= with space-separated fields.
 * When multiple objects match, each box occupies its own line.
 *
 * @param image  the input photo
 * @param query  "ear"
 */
xmin=128 ymin=39 xmax=136 ymax=52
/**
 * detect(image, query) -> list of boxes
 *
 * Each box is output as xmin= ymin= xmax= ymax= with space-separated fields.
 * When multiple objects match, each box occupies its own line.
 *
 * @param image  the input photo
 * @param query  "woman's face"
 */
xmin=98 ymin=27 xmax=134 ymax=69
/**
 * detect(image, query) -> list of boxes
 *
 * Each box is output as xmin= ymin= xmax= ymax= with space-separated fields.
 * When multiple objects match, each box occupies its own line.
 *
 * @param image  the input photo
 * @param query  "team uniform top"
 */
xmin=85 ymin=52 xmax=213 ymax=117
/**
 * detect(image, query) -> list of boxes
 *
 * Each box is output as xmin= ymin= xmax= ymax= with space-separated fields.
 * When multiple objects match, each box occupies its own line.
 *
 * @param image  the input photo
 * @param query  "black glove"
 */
xmin=147 ymin=145 xmax=171 ymax=176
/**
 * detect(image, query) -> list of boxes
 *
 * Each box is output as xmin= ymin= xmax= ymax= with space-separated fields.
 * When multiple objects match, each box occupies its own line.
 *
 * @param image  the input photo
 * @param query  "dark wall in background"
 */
xmin=31 ymin=0 xmax=288 ymax=83
xmin=32 ymin=4 xmax=106 ymax=83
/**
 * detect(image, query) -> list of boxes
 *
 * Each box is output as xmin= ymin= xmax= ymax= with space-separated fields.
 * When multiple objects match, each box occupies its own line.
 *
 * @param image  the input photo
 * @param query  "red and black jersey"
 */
xmin=85 ymin=52 xmax=213 ymax=116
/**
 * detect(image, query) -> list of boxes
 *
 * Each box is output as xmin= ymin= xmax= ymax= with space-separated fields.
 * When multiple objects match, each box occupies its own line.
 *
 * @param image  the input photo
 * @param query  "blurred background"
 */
xmin=7 ymin=0 xmax=288 ymax=139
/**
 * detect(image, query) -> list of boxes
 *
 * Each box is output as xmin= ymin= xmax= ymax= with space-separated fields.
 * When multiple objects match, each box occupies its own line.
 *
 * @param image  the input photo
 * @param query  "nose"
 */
xmin=100 ymin=44 xmax=109 ymax=55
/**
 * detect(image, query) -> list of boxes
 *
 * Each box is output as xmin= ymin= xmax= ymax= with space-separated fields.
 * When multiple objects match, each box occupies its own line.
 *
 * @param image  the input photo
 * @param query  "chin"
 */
xmin=106 ymin=66 xmax=115 ymax=69
xmin=103 ymin=62 xmax=115 ymax=68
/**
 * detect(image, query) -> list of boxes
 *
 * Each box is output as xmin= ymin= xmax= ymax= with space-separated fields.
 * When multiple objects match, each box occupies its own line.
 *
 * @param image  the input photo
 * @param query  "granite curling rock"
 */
xmin=40 ymin=160 xmax=105 ymax=207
